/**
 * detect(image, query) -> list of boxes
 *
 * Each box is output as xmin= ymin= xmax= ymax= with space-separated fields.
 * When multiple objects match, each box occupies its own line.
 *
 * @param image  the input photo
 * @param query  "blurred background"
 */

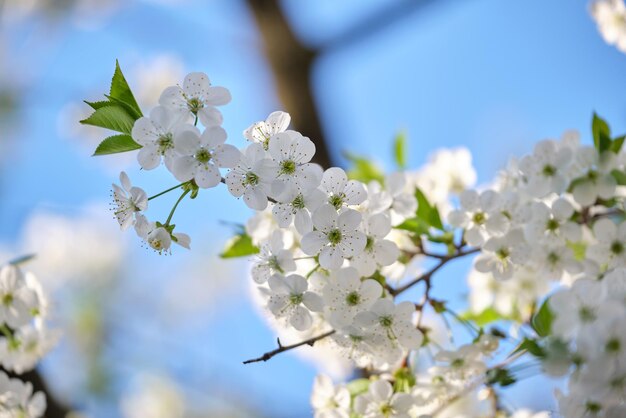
xmin=1 ymin=0 xmax=626 ymax=417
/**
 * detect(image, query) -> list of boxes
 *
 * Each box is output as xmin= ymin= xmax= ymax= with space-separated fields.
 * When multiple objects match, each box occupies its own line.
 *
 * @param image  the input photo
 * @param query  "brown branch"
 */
xmin=245 ymin=0 xmax=332 ymax=169
xmin=390 ymin=248 xmax=480 ymax=296
xmin=243 ymin=330 xmax=335 ymax=364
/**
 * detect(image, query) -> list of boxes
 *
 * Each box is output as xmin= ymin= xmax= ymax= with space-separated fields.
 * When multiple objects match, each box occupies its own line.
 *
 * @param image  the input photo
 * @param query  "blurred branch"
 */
xmin=243 ymin=330 xmax=335 ymax=364
xmin=3 ymin=367 xmax=71 ymax=418
xmin=245 ymin=0 xmax=332 ymax=169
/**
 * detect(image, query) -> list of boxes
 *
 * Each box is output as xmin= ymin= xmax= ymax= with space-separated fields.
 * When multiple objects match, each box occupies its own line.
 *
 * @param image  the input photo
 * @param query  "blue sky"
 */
xmin=2 ymin=0 xmax=626 ymax=416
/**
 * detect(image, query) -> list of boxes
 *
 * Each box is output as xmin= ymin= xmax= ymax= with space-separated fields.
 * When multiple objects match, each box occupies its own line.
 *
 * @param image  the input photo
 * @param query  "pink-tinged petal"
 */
xmin=174 ymin=129 xmax=201 ymax=155
xmin=300 ymin=231 xmax=328 ymax=255
xmin=206 ymin=86 xmax=232 ymax=106
xmin=312 ymin=204 xmax=338 ymax=232
xmin=201 ymin=126 xmax=227 ymax=148
xmin=194 ymin=163 xmax=221 ymax=188
xmin=213 ymin=144 xmax=241 ymax=168
xmin=183 ymin=72 xmax=212 ymax=98
xmin=319 ymin=246 xmax=343 ymax=270
xmin=321 ymin=167 xmax=348 ymax=195
xmin=198 ymin=107 xmax=223 ymax=127
xmin=137 ymin=146 xmax=161 ymax=170
xmin=171 ymin=156 xmax=197 ymax=182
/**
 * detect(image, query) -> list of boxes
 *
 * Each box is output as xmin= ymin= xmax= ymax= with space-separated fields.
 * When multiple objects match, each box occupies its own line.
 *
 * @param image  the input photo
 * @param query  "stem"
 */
xmin=243 ymin=330 xmax=335 ymax=364
xmin=148 ymin=182 xmax=188 ymax=201
xmin=165 ymin=189 xmax=190 ymax=226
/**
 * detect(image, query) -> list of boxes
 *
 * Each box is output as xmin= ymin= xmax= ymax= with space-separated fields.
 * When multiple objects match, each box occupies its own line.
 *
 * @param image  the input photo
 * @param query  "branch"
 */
xmin=390 ymin=248 xmax=479 ymax=296
xmin=243 ymin=330 xmax=335 ymax=364
xmin=245 ymin=0 xmax=332 ymax=169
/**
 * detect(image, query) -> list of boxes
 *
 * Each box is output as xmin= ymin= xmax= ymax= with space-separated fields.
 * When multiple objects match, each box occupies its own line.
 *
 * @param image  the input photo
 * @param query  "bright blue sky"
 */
xmin=2 ymin=0 xmax=626 ymax=416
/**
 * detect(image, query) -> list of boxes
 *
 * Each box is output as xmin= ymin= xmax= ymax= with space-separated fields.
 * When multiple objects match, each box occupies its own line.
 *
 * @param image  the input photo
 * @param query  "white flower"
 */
xmin=351 ymin=213 xmax=399 ymax=277
xmin=354 ymin=379 xmax=413 ymax=418
xmin=134 ymin=214 xmax=190 ymax=254
xmin=110 ymin=171 xmax=148 ymax=230
xmin=509 ymin=410 xmax=551 ymax=418
xmin=432 ymin=344 xmax=487 ymax=383
xmin=447 ymin=190 xmax=507 ymax=246
xmin=267 ymin=274 xmax=323 ymax=331
xmin=268 ymin=131 xmax=320 ymax=201
xmin=0 ymin=325 xmax=59 ymax=374
xmin=131 ymin=105 xmax=187 ymax=170
xmin=0 ymin=265 xmax=36 ymax=328
xmin=320 ymin=167 xmax=367 ymax=210
xmin=310 ymin=375 xmax=351 ymax=418
xmin=300 ymin=205 xmax=367 ymax=270
xmin=591 ymin=0 xmax=626 ymax=53
xmin=225 ymin=143 xmax=276 ymax=210
xmin=244 ymin=111 xmax=291 ymax=149
xmin=171 ymin=126 xmax=240 ymax=188
xmin=588 ymin=219 xmax=626 ymax=269
xmin=353 ymin=299 xmax=423 ymax=351
xmin=0 ymin=371 xmax=46 ymax=418
xmin=518 ymin=139 xmax=573 ymax=197
xmin=569 ymin=147 xmax=617 ymax=207
xmin=322 ymin=267 xmax=382 ymax=328
xmin=385 ymin=172 xmax=418 ymax=224
xmin=530 ymin=243 xmax=582 ymax=280
xmin=159 ymin=72 xmax=231 ymax=127
xmin=524 ymin=199 xmax=581 ymax=245
xmin=474 ymin=229 xmax=530 ymax=280
xmin=252 ymin=231 xmax=296 ymax=284
xmin=272 ymin=187 xmax=326 ymax=234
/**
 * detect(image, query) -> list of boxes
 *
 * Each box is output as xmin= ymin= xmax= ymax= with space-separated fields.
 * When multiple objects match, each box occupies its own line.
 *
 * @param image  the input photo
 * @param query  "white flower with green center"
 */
xmin=448 ymin=189 xmax=508 ymax=247
xmin=134 ymin=214 xmax=190 ymax=254
xmin=0 ymin=325 xmax=59 ymax=374
xmin=252 ymin=231 xmax=296 ymax=284
xmin=353 ymin=379 xmax=414 ymax=418
xmin=569 ymin=146 xmax=617 ymax=207
xmin=351 ymin=212 xmax=400 ymax=277
xmin=320 ymin=167 xmax=367 ymax=210
xmin=591 ymin=0 xmax=626 ymax=54
xmin=353 ymin=299 xmax=423 ymax=351
xmin=310 ymin=374 xmax=351 ymax=418
xmin=0 ymin=265 xmax=36 ymax=329
xmin=243 ymin=111 xmax=291 ymax=149
xmin=0 ymin=371 xmax=46 ymax=418
xmin=267 ymin=274 xmax=323 ymax=331
xmin=300 ymin=205 xmax=367 ymax=270
xmin=518 ymin=139 xmax=573 ymax=198
xmin=159 ymin=72 xmax=231 ymax=127
xmin=531 ymin=243 xmax=582 ymax=280
xmin=225 ymin=143 xmax=276 ymax=210
xmin=171 ymin=126 xmax=240 ymax=188
xmin=321 ymin=267 xmax=382 ymax=328
xmin=474 ymin=229 xmax=530 ymax=280
xmin=110 ymin=171 xmax=148 ymax=230
xmin=268 ymin=130 xmax=321 ymax=201
xmin=588 ymin=219 xmax=626 ymax=269
xmin=272 ymin=186 xmax=325 ymax=234
xmin=524 ymin=199 xmax=581 ymax=245
xmin=131 ymin=105 xmax=187 ymax=170
xmin=432 ymin=344 xmax=486 ymax=383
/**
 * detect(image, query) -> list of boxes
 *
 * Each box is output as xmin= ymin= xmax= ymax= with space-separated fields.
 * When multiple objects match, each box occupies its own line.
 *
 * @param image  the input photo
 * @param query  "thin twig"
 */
xmin=243 ymin=330 xmax=335 ymax=364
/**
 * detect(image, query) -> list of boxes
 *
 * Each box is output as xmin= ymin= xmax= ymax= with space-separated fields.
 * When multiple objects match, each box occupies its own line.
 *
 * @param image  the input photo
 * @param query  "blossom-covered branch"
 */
xmin=242 ymin=330 xmax=336 ymax=364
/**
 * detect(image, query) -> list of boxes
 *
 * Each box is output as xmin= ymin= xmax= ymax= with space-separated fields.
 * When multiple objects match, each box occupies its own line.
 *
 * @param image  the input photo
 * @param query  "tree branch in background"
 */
xmin=243 ymin=330 xmax=336 ymax=364
xmin=245 ymin=0 xmax=332 ymax=169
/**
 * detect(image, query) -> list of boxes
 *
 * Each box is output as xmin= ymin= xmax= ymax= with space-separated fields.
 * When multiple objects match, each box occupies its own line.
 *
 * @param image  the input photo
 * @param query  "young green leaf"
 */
xmin=109 ymin=60 xmax=143 ymax=118
xmin=93 ymin=135 xmax=142 ymax=156
xmin=81 ymin=105 xmax=136 ymax=134
xmin=346 ymin=378 xmax=370 ymax=397
xmin=220 ymin=233 xmax=260 ymax=258
xmin=611 ymin=169 xmax=626 ymax=186
xmin=611 ymin=135 xmax=626 ymax=153
xmin=345 ymin=152 xmax=385 ymax=183
xmin=415 ymin=188 xmax=444 ymax=230
xmin=84 ymin=100 xmax=115 ymax=110
xmin=531 ymin=298 xmax=554 ymax=337
xmin=462 ymin=307 xmax=505 ymax=327
xmin=393 ymin=131 xmax=407 ymax=170
xmin=592 ymin=113 xmax=611 ymax=153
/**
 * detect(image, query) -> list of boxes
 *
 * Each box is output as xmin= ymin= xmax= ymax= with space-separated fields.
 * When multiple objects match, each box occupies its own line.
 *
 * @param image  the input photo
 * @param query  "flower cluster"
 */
xmin=0 ymin=262 xmax=58 ymax=417
xmin=591 ymin=0 xmax=626 ymax=53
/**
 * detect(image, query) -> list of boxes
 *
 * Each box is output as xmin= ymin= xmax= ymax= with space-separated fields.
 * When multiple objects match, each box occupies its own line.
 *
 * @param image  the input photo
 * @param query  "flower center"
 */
xmin=157 ymin=134 xmax=174 ymax=154
xmin=379 ymin=316 xmax=393 ymax=327
xmin=542 ymin=164 xmax=556 ymax=176
xmin=451 ymin=358 xmax=465 ymax=368
xmin=187 ymin=97 xmax=204 ymax=113
xmin=585 ymin=402 xmax=601 ymax=414
xmin=195 ymin=148 xmax=212 ymax=164
xmin=496 ymin=247 xmax=510 ymax=260
xmin=547 ymin=252 xmax=560 ymax=265
xmin=611 ymin=241 xmax=624 ymax=255
xmin=328 ymin=229 xmax=342 ymax=245
xmin=280 ymin=160 xmax=296 ymax=175
xmin=329 ymin=194 xmax=344 ymax=210
xmin=546 ymin=219 xmax=560 ymax=232
xmin=365 ymin=236 xmax=375 ymax=252
xmin=244 ymin=171 xmax=259 ymax=186
xmin=579 ymin=306 xmax=596 ymax=322
xmin=2 ymin=293 xmax=13 ymax=306
xmin=606 ymin=338 xmax=621 ymax=353
xmin=346 ymin=291 xmax=361 ymax=306
xmin=289 ymin=294 xmax=303 ymax=305
xmin=292 ymin=194 xmax=305 ymax=210
xmin=472 ymin=212 xmax=486 ymax=225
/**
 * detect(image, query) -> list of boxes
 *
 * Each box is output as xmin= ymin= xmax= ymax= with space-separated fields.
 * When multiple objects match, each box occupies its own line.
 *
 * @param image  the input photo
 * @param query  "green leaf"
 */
xmin=511 ymin=337 xmax=545 ymax=358
xmin=394 ymin=217 xmax=430 ymax=236
xmin=531 ymin=298 xmax=554 ymax=337
xmin=415 ymin=188 xmax=444 ymax=230
xmin=486 ymin=367 xmax=516 ymax=387
xmin=393 ymin=131 xmax=407 ymax=169
xmin=109 ymin=60 xmax=142 ymax=119
xmin=220 ymin=233 xmax=260 ymax=258
xmin=611 ymin=169 xmax=626 ymax=186
xmin=592 ymin=113 xmax=611 ymax=153
xmin=7 ymin=254 xmax=36 ymax=266
xmin=393 ymin=367 xmax=416 ymax=393
xmin=611 ymin=135 xmax=626 ymax=153
xmin=345 ymin=153 xmax=385 ymax=183
xmin=566 ymin=241 xmax=586 ymax=261
xmin=346 ymin=378 xmax=370 ymax=397
xmin=81 ymin=105 xmax=136 ymax=134
xmin=462 ymin=307 xmax=504 ymax=327
xmin=93 ymin=134 xmax=142 ymax=156
xmin=84 ymin=100 xmax=114 ymax=110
